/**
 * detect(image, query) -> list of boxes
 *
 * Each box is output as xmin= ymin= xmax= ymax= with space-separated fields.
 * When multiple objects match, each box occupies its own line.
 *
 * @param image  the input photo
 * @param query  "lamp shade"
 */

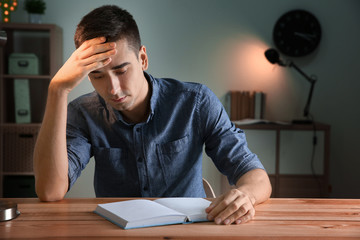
xmin=265 ymin=48 xmax=286 ymax=66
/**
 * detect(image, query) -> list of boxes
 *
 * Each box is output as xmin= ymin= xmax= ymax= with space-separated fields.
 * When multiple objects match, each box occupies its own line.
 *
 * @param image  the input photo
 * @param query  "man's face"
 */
xmin=88 ymin=39 xmax=148 ymax=113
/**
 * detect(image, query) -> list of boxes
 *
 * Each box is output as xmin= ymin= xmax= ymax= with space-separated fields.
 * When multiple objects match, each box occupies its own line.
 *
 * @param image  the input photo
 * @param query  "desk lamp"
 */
xmin=265 ymin=48 xmax=317 ymax=124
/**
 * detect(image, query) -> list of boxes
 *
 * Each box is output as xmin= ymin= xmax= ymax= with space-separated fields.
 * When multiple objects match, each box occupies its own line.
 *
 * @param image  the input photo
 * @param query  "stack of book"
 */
xmin=226 ymin=91 xmax=265 ymax=120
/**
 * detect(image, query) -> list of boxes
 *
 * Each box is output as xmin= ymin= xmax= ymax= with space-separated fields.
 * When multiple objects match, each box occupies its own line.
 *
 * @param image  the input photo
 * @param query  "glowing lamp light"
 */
xmin=1 ymin=0 xmax=18 ymax=23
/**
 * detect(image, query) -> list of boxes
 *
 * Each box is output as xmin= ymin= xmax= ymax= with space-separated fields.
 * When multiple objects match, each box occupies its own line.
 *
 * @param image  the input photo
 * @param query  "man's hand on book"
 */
xmin=205 ymin=189 xmax=255 ymax=225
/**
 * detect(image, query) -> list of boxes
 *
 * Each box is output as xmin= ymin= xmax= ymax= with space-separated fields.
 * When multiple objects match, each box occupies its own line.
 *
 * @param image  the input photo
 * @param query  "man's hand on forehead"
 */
xmin=78 ymin=37 xmax=117 ymax=64
xmin=50 ymin=36 xmax=117 ymax=92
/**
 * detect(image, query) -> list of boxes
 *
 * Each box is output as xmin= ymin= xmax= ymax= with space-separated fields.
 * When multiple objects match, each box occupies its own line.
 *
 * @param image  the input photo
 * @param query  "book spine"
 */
xmin=249 ymin=91 xmax=255 ymax=119
xmin=225 ymin=92 xmax=231 ymax=119
xmin=238 ymin=91 xmax=243 ymax=120
xmin=254 ymin=92 xmax=265 ymax=119
xmin=230 ymin=91 xmax=237 ymax=120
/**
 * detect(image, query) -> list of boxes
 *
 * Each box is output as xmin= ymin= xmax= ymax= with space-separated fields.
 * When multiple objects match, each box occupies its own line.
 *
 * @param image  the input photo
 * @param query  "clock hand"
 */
xmin=294 ymin=32 xmax=316 ymax=42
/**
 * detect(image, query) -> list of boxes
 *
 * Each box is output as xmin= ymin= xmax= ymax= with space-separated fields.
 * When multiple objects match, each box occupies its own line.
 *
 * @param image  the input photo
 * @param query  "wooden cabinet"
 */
xmin=0 ymin=23 xmax=62 ymax=197
xmin=221 ymin=122 xmax=330 ymax=198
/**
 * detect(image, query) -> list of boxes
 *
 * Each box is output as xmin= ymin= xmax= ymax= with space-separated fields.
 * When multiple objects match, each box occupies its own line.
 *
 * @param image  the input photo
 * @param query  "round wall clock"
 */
xmin=273 ymin=9 xmax=322 ymax=57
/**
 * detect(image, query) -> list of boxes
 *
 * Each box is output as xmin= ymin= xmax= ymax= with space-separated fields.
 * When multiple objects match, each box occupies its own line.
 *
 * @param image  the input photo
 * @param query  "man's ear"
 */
xmin=139 ymin=45 xmax=148 ymax=70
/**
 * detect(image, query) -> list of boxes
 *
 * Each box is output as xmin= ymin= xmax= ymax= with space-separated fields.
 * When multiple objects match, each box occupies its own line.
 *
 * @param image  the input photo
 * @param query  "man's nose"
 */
xmin=108 ymin=75 xmax=120 ymax=95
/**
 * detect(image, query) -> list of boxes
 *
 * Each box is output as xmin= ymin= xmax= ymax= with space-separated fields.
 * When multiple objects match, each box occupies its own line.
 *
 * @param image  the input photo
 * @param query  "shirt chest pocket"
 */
xmin=156 ymin=135 xmax=190 ymax=179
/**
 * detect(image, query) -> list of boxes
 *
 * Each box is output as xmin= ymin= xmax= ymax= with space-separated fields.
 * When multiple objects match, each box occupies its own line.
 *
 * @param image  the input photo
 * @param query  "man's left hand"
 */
xmin=205 ymin=188 xmax=256 ymax=225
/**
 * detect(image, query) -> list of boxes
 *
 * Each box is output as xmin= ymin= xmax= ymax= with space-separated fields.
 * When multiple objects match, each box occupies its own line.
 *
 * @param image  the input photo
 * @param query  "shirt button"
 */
xmin=137 ymin=158 xmax=143 ymax=163
xmin=136 ymin=128 xmax=141 ymax=132
xmin=143 ymin=186 xmax=148 ymax=191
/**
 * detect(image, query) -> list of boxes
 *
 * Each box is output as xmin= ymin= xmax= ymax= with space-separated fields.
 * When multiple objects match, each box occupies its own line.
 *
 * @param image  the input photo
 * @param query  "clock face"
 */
xmin=273 ymin=10 xmax=321 ymax=57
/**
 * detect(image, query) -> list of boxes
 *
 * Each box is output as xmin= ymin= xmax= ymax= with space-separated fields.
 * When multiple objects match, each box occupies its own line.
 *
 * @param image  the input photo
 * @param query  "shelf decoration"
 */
xmin=0 ymin=0 xmax=18 ymax=23
xmin=24 ymin=0 xmax=46 ymax=24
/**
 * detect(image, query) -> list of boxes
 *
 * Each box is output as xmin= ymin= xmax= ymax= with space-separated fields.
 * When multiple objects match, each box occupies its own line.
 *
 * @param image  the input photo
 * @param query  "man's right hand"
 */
xmin=51 ymin=37 xmax=117 ymax=93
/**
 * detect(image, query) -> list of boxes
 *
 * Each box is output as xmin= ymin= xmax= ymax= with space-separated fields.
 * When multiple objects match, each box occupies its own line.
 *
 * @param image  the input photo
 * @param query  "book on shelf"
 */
xmin=225 ymin=90 xmax=265 ymax=120
xmin=94 ymin=198 xmax=211 ymax=229
xmin=254 ymin=91 xmax=265 ymax=119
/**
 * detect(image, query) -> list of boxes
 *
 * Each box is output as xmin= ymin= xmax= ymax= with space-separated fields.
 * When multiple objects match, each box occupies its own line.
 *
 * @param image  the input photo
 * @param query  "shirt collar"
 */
xmin=144 ymin=71 xmax=158 ymax=122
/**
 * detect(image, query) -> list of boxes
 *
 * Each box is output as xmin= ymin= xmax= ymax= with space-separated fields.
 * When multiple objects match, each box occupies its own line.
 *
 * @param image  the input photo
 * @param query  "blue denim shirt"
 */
xmin=66 ymin=72 xmax=264 ymax=197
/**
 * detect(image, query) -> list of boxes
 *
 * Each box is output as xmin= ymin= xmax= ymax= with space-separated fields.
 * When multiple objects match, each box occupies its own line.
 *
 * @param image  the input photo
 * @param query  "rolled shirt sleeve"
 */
xmin=66 ymin=101 xmax=92 ymax=190
xmin=197 ymin=85 xmax=265 ymax=186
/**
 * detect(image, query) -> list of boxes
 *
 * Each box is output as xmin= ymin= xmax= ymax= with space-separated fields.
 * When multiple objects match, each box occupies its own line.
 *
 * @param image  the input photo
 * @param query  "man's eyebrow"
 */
xmin=89 ymin=62 xmax=131 ymax=74
xmin=111 ymin=62 xmax=131 ymax=70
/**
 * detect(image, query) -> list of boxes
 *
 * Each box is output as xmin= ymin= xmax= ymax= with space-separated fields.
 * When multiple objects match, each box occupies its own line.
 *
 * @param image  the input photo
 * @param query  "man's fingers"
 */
xmin=82 ymin=48 xmax=117 ymax=68
xmin=206 ymin=189 xmax=239 ymax=220
xmin=70 ymin=36 xmax=118 ymax=75
xmin=79 ymin=42 xmax=116 ymax=61
xmin=84 ymin=57 xmax=113 ymax=72
xmin=76 ymin=36 xmax=116 ymax=60
xmin=212 ymin=196 xmax=247 ymax=224
xmin=206 ymin=189 xmax=256 ymax=225
xmin=238 ymin=206 xmax=255 ymax=223
xmin=77 ymin=37 xmax=107 ymax=51
xmin=222 ymin=201 xmax=255 ymax=225
xmin=205 ymin=194 xmax=224 ymax=213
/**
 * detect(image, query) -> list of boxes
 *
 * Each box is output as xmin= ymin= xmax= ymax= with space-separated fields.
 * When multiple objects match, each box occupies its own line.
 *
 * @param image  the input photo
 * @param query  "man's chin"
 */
xmin=109 ymin=102 xmax=131 ymax=112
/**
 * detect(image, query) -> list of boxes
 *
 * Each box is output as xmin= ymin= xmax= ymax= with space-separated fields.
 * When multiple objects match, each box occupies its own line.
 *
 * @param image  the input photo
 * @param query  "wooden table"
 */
xmin=1 ymin=198 xmax=360 ymax=239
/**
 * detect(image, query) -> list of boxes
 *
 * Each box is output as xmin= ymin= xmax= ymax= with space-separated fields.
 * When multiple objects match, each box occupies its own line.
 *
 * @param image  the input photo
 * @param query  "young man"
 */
xmin=33 ymin=5 xmax=271 ymax=225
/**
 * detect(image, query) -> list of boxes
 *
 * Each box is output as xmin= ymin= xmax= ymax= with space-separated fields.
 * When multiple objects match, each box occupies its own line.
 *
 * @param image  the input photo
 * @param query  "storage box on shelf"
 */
xmin=0 ymin=23 xmax=62 ymax=197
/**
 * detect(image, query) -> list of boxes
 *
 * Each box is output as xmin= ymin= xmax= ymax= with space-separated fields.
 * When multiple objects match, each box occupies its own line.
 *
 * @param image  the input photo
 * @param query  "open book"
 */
xmin=94 ymin=198 xmax=211 ymax=229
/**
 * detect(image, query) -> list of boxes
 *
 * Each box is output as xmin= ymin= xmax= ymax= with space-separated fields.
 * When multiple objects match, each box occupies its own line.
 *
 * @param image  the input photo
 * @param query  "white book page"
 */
xmin=154 ymin=198 xmax=211 ymax=221
xmin=98 ymin=199 xmax=185 ymax=222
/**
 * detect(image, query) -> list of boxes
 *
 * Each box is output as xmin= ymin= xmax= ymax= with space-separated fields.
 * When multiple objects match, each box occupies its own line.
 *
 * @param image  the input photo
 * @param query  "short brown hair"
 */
xmin=74 ymin=5 xmax=141 ymax=54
